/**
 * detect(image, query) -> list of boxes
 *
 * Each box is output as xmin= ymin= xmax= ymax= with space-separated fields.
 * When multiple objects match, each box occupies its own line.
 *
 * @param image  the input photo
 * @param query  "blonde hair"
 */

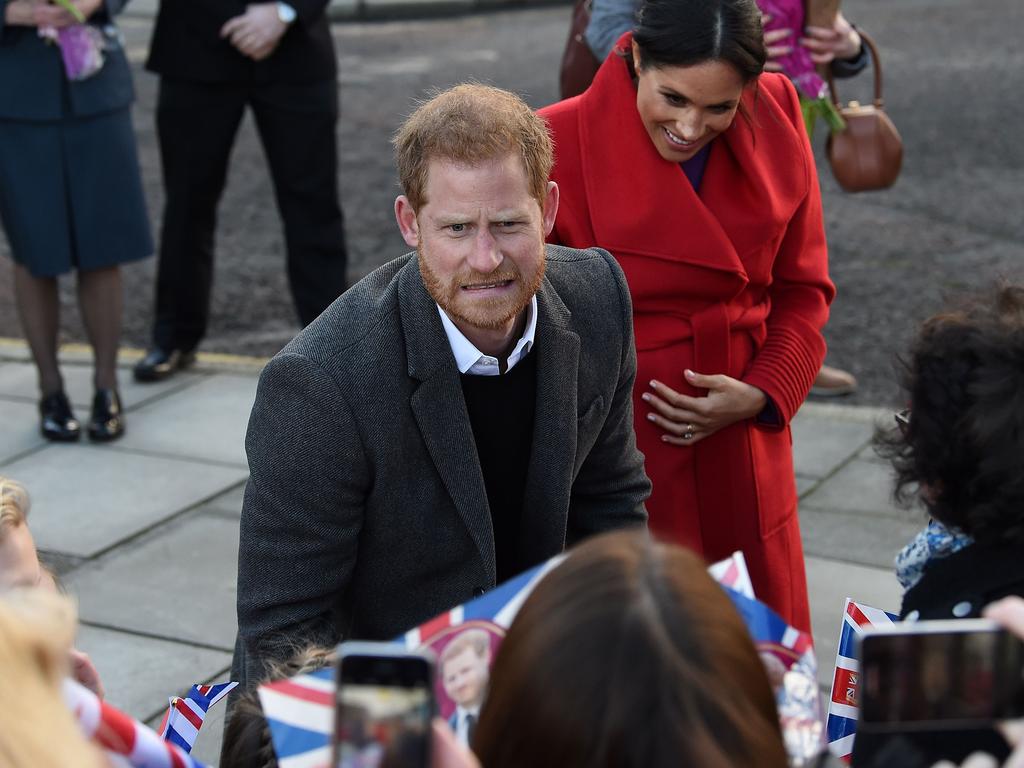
xmin=0 ymin=476 xmax=29 ymax=529
xmin=393 ymin=83 xmax=554 ymax=211
xmin=0 ymin=590 xmax=106 ymax=767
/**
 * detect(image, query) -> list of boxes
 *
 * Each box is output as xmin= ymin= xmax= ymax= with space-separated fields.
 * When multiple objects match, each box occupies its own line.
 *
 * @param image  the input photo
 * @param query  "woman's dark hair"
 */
xmin=473 ymin=531 xmax=787 ymax=768
xmin=632 ymin=0 xmax=766 ymax=82
xmin=875 ymin=284 xmax=1024 ymax=544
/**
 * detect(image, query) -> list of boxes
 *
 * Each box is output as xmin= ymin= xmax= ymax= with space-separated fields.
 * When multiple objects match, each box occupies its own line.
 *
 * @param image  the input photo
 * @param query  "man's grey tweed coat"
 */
xmin=232 ymin=245 xmax=651 ymax=688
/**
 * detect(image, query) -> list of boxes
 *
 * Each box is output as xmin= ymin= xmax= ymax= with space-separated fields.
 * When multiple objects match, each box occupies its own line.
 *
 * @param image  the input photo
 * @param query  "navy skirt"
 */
xmin=0 ymin=107 xmax=153 ymax=277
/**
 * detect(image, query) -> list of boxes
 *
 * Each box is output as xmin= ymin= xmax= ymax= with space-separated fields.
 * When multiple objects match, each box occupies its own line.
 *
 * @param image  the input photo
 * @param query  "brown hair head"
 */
xmin=392 ymin=83 xmax=554 ymax=211
xmin=875 ymin=283 xmax=1024 ymax=543
xmin=473 ymin=531 xmax=787 ymax=768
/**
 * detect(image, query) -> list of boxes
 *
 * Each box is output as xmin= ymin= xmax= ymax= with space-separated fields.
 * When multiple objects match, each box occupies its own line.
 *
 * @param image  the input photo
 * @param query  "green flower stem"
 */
xmin=53 ymin=0 xmax=86 ymax=23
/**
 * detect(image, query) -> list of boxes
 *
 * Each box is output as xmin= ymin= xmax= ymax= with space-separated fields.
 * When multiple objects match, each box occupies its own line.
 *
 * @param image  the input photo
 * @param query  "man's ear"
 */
xmin=395 ymin=196 xmax=420 ymax=248
xmin=541 ymin=181 xmax=559 ymax=237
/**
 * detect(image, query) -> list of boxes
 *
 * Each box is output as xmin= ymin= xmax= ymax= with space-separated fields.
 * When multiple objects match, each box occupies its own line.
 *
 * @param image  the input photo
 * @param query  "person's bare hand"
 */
xmin=761 ymin=15 xmax=793 ymax=73
xmin=431 ymin=719 xmax=481 ymax=768
xmin=641 ymin=369 xmax=767 ymax=446
xmin=28 ymin=0 xmax=102 ymax=28
xmin=69 ymin=648 xmax=105 ymax=700
xmin=800 ymin=11 xmax=861 ymax=64
xmin=220 ymin=3 xmax=288 ymax=61
xmin=30 ymin=0 xmax=77 ymax=28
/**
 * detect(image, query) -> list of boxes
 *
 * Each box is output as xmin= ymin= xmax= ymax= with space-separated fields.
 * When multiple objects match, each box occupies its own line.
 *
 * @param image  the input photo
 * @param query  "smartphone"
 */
xmin=858 ymin=619 xmax=1024 ymax=731
xmin=332 ymin=642 xmax=436 ymax=768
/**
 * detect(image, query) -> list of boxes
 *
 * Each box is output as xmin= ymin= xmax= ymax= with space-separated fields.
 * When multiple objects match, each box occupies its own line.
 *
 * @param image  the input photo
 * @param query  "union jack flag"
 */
xmin=257 ymin=551 xmax=767 ymax=767
xmin=64 ymin=677 xmax=208 ymax=768
xmin=158 ymin=681 xmax=237 ymax=753
xmin=826 ymin=598 xmax=898 ymax=762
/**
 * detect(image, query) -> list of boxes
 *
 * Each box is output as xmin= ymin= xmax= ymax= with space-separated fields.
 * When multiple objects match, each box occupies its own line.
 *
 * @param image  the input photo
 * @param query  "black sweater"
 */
xmin=460 ymin=351 xmax=538 ymax=584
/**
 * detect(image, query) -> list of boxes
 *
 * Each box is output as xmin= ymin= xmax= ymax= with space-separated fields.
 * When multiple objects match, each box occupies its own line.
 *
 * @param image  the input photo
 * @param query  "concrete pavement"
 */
xmin=0 ymin=340 xmax=917 ymax=763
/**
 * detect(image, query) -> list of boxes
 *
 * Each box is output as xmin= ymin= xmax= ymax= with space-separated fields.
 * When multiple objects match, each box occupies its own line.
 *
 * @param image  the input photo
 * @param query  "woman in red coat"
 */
xmin=539 ymin=0 xmax=834 ymax=630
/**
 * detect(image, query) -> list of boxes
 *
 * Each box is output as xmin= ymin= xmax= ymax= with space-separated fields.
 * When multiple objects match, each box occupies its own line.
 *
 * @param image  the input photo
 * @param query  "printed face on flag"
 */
xmin=425 ymin=621 xmax=503 ymax=718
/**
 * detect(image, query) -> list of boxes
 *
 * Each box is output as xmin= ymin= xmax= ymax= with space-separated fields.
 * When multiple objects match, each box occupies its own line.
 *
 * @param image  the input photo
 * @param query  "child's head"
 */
xmin=221 ymin=645 xmax=335 ymax=768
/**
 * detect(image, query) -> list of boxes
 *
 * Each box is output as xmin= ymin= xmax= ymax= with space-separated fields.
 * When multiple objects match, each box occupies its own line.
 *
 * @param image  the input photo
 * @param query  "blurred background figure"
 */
xmin=0 ymin=0 xmax=153 ymax=442
xmin=473 ymin=530 xmax=789 ymax=768
xmin=0 ymin=588 xmax=106 ymax=768
xmin=133 ymin=0 xmax=348 ymax=383
xmin=542 ymin=0 xmax=833 ymax=629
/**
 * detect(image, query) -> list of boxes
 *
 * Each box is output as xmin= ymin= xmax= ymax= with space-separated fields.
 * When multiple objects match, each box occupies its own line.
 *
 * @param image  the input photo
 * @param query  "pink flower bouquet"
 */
xmin=757 ymin=0 xmax=845 ymax=137
xmin=37 ymin=0 xmax=106 ymax=81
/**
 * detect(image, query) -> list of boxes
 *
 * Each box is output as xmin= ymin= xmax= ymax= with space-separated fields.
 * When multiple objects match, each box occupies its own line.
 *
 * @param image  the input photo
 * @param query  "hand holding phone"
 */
xmin=859 ymin=618 xmax=1024 ymax=733
xmin=333 ymin=642 xmax=436 ymax=768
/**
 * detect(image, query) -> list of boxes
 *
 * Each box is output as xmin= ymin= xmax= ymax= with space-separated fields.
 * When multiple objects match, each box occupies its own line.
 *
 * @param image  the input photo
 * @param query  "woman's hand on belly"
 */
xmin=641 ymin=369 xmax=767 ymax=446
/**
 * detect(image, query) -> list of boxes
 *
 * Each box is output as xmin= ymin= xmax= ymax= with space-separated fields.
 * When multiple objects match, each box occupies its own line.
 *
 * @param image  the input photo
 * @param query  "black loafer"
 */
xmin=133 ymin=347 xmax=196 ymax=383
xmin=88 ymin=389 xmax=124 ymax=442
xmin=40 ymin=391 xmax=80 ymax=442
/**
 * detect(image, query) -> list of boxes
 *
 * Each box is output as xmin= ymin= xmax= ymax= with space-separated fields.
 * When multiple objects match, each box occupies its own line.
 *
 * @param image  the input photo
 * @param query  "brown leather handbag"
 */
xmin=826 ymin=30 xmax=903 ymax=193
xmin=558 ymin=0 xmax=601 ymax=100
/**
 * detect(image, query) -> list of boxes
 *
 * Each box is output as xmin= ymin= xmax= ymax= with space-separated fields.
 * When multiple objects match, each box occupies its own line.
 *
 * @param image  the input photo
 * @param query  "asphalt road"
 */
xmin=1 ymin=0 xmax=1021 ymax=405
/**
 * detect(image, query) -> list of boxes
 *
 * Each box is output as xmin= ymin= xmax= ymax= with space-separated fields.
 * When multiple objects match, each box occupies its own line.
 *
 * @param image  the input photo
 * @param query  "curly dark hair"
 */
xmin=875 ymin=284 xmax=1024 ymax=544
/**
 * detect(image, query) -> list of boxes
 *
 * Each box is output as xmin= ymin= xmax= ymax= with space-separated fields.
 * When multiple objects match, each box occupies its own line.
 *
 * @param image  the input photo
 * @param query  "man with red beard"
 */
xmin=231 ymin=84 xmax=650 ymax=690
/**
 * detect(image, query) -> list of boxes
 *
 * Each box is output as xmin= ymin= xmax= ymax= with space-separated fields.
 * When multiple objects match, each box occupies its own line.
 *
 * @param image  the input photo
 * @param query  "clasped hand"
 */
xmin=762 ymin=10 xmax=862 ymax=72
xmin=220 ymin=3 xmax=288 ymax=61
xmin=641 ymin=369 xmax=767 ymax=446
xmin=7 ymin=0 xmax=103 ymax=29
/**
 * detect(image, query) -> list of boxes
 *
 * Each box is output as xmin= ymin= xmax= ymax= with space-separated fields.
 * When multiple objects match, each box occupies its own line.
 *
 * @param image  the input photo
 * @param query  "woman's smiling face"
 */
xmin=633 ymin=42 xmax=746 ymax=163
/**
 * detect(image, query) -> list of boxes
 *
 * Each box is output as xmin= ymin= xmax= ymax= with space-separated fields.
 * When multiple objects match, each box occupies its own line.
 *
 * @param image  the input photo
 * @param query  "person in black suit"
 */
xmin=134 ymin=0 xmax=348 ymax=381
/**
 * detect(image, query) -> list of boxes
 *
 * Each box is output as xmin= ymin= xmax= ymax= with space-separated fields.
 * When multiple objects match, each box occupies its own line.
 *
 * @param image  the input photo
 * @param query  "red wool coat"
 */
xmin=539 ymin=35 xmax=835 ymax=630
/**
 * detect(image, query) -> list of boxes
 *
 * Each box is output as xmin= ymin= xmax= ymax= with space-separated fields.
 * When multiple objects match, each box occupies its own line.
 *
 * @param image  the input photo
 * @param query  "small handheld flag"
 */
xmin=826 ymin=598 xmax=898 ymax=762
xmin=157 ymin=681 xmax=238 ymax=754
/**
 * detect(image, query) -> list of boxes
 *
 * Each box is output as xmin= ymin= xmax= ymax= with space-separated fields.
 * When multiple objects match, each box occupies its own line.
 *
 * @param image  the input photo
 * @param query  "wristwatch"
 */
xmin=276 ymin=2 xmax=297 ymax=24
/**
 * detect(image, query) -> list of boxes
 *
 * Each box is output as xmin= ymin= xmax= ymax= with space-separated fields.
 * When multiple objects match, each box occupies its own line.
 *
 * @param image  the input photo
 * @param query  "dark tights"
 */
xmin=13 ymin=263 xmax=122 ymax=396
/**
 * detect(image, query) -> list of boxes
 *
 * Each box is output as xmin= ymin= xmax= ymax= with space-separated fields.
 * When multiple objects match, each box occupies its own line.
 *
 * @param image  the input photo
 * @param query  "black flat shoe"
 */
xmin=133 ymin=347 xmax=196 ymax=383
xmin=88 ymin=389 xmax=124 ymax=442
xmin=40 ymin=391 xmax=80 ymax=442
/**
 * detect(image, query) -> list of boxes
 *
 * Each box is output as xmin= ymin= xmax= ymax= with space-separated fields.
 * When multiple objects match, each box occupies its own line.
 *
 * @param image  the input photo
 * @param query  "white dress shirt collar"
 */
xmin=436 ymin=295 xmax=538 ymax=376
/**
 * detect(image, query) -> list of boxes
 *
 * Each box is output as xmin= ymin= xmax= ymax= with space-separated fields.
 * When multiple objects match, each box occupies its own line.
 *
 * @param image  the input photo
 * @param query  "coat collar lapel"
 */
xmin=519 ymin=274 xmax=580 ymax=561
xmin=400 ymin=259 xmax=496 ymax=584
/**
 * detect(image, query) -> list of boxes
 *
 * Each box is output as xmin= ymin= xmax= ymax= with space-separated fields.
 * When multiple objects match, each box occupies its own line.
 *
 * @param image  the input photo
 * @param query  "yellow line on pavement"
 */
xmin=0 ymin=337 xmax=270 ymax=370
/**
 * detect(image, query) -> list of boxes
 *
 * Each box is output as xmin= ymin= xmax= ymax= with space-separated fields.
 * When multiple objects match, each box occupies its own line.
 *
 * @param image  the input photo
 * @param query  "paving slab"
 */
xmin=0 ymin=361 xmax=205 ymax=413
xmin=4 ymin=446 xmax=246 ymax=558
xmin=800 ymin=505 xmax=925 ymax=571
xmin=0 ymin=397 xmax=45 ymax=464
xmin=796 ymin=474 xmax=818 ymax=498
xmin=199 ymin=482 xmax=247 ymax=518
xmin=791 ymin=409 xmax=878 ymax=479
xmin=76 ymin=624 xmax=232 ymax=722
xmin=800 ymin=459 xmax=910 ymax=519
xmin=68 ymin=514 xmax=240 ymax=650
xmin=113 ymin=374 xmax=258 ymax=467
xmin=805 ymin=555 xmax=902 ymax=690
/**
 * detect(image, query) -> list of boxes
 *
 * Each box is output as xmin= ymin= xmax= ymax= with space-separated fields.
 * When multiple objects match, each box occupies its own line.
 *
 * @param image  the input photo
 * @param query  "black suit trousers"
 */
xmin=152 ymin=77 xmax=348 ymax=350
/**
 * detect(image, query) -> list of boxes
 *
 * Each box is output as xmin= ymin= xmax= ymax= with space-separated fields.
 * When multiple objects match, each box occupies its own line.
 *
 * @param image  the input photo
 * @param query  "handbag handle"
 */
xmin=827 ymin=29 xmax=885 ymax=109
